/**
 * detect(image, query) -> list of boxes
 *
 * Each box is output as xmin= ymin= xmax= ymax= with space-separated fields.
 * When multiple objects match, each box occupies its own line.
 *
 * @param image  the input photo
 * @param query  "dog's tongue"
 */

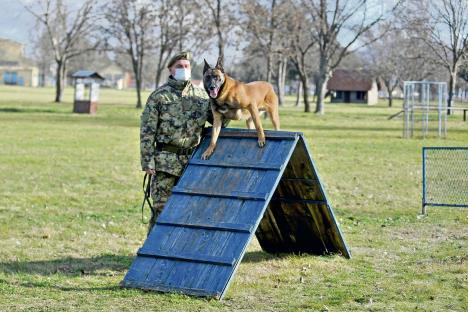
xmin=209 ymin=88 xmax=219 ymax=98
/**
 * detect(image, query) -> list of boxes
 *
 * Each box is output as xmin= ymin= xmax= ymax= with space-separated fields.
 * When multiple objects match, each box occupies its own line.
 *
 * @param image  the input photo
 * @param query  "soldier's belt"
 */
xmin=156 ymin=143 xmax=195 ymax=155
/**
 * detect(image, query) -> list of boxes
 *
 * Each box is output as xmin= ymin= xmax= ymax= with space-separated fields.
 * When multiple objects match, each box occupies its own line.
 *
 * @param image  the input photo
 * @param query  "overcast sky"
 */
xmin=0 ymin=1 xmax=37 ymax=46
xmin=0 ymin=0 xmax=241 ymax=63
xmin=0 ymin=0 xmax=393 ymax=64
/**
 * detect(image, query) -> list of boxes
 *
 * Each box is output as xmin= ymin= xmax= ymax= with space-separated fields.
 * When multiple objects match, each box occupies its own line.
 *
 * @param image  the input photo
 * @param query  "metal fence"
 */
xmin=422 ymin=147 xmax=468 ymax=214
xmin=404 ymin=81 xmax=447 ymax=139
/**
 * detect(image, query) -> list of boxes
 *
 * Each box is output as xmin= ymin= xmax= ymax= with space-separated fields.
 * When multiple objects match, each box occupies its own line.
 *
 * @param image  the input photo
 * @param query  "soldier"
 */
xmin=140 ymin=51 xmax=222 ymax=234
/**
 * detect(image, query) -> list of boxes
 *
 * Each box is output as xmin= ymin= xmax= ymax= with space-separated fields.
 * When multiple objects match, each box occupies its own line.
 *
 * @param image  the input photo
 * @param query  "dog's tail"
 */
xmin=265 ymin=85 xmax=280 ymax=130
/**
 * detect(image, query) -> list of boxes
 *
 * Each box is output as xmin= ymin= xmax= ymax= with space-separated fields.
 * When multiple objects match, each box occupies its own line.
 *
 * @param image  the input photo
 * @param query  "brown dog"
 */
xmin=201 ymin=56 xmax=280 ymax=159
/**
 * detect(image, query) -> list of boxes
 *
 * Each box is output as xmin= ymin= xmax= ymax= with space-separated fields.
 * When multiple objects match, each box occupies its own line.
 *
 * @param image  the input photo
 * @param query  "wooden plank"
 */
xmin=271 ymin=197 xmax=327 ymax=205
xmin=204 ymin=128 xmax=300 ymax=140
xmin=161 ymin=195 xmax=265 ymax=229
xmin=122 ymin=279 xmax=222 ymax=299
xmin=137 ymin=256 xmax=233 ymax=296
xmin=171 ymin=186 xmax=268 ymax=200
xmin=156 ymin=220 xmax=254 ymax=233
xmin=137 ymin=249 xmax=236 ymax=266
xmin=189 ymin=158 xmax=283 ymax=170
xmin=141 ymin=225 xmax=249 ymax=270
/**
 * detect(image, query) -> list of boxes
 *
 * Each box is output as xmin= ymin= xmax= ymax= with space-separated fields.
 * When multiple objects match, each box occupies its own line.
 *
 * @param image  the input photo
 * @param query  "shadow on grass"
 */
xmin=242 ymin=250 xmax=283 ymax=263
xmin=0 ymin=252 xmax=282 ymax=276
xmin=0 ymin=254 xmax=133 ymax=277
xmin=0 ymin=107 xmax=61 ymax=114
xmin=6 ymin=279 xmax=124 ymax=292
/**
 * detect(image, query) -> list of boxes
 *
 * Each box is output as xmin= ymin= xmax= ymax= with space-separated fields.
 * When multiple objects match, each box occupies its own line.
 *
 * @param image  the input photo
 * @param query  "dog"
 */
xmin=201 ymin=56 xmax=280 ymax=160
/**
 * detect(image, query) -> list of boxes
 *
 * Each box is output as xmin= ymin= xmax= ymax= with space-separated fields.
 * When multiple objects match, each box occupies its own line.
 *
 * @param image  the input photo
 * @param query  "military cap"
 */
xmin=167 ymin=51 xmax=192 ymax=68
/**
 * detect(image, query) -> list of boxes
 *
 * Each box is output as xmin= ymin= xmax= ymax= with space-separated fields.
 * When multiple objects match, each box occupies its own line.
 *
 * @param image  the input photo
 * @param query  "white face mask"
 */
xmin=174 ymin=68 xmax=191 ymax=81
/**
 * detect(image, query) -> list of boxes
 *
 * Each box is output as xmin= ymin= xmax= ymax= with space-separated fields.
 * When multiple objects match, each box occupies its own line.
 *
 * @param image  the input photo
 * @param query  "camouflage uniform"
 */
xmin=140 ymin=75 xmax=211 ymax=233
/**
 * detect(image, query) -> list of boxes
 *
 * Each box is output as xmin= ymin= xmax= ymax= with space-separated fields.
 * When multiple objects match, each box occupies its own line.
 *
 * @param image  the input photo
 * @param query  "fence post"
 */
xmin=422 ymin=147 xmax=427 ymax=215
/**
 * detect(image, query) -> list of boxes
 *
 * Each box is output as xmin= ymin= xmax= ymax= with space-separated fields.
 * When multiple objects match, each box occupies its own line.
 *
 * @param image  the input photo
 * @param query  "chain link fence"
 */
xmin=422 ymin=147 xmax=468 ymax=214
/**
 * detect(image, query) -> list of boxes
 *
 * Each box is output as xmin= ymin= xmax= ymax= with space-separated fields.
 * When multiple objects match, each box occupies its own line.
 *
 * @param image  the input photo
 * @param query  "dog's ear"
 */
xmin=215 ymin=55 xmax=224 ymax=72
xmin=203 ymin=59 xmax=211 ymax=74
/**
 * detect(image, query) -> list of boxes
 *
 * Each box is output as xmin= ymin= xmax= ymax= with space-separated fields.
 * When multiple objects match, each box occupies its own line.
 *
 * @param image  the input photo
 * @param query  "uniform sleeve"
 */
xmin=140 ymin=93 xmax=159 ymax=170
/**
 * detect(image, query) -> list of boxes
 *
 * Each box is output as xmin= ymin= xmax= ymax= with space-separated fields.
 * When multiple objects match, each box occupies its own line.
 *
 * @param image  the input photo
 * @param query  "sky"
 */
xmin=0 ymin=0 xmax=398 ymax=65
xmin=0 ymin=0 xmax=243 ymax=64
xmin=0 ymin=1 xmax=37 ymax=48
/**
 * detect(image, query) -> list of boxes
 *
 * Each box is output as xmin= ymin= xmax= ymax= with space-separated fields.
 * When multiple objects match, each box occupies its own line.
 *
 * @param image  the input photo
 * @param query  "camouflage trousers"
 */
xmin=148 ymin=171 xmax=179 ymax=235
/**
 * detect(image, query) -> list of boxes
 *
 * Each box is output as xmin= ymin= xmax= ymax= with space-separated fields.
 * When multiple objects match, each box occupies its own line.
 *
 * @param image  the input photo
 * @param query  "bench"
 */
xmin=448 ymin=107 xmax=468 ymax=121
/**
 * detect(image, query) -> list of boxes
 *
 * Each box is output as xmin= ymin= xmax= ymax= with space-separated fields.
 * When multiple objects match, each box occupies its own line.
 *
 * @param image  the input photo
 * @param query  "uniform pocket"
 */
xmin=154 ymin=150 xmax=184 ymax=176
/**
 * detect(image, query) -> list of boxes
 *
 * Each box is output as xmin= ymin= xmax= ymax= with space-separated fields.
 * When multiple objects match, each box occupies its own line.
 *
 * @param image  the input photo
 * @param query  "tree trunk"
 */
xmin=133 ymin=57 xmax=143 ymax=109
xmin=40 ymin=66 xmax=46 ymax=87
xmin=384 ymin=80 xmax=393 ymax=107
xmin=54 ymin=59 xmax=64 ymax=103
xmin=266 ymin=0 xmax=276 ymax=83
xmin=447 ymin=71 xmax=457 ymax=115
xmin=315 ymin=58 xmax=330 ymax=115
xmin=315 ymin=76 xmax=328 ymax=115
xmin=301 ymin=74 xmax=310 ymax=112
xmin=216 ymin=0 xmax=224 ymax=59
xmin=135 ymin=76 xmax=142 ymax=109
xmin=266 ymin=55 xmax=272 ymax=82
xmin=295 ymin=79 xmax=302 ymax=107
xmin=313 ymin=75 xmax=321 ymax=103
xmin=155 ymin=51 xmax=164 ymax=87
xmin=275 ymin=58 xmax=287 ymax=106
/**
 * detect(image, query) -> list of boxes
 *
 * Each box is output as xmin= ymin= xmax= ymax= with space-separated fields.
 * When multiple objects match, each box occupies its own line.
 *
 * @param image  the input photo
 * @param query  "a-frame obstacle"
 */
xmin=122 ymin=128 xmax=350 ymax=299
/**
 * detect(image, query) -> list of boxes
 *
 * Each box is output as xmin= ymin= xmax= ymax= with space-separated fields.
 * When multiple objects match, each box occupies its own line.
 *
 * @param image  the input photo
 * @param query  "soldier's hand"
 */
xmin=145 ymin=169 xmax=156 ymax=175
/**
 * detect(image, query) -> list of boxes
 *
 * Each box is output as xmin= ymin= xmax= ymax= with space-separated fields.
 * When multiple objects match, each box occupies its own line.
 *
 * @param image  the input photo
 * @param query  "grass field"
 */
xmin=0 ymin=85 xmax=466 ymax=311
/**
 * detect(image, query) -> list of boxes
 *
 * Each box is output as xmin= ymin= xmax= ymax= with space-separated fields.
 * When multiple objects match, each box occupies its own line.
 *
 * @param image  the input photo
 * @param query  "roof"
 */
xmin=122 ymin=128 xmax=350 ymax=299
xmin=0 ymin=37 xmax=23 ymax=48
xmin=327 ymin=69 xmax=374 ymax=91
xmin=72 ymin=70 xmax=104 ymax=80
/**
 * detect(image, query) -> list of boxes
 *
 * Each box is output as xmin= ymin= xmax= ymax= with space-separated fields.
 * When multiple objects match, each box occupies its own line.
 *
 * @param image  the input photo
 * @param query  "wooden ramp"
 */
xmin=121 ymin=128 xmax=350 ymax=299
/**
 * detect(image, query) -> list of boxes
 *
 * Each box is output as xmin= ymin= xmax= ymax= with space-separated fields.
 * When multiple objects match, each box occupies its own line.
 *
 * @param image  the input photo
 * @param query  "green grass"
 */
xmin=0 ymin=85 xmax=466 ymax=311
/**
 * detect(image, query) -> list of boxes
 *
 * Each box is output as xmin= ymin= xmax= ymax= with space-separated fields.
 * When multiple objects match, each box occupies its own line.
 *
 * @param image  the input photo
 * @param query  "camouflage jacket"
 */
xmin=140 ymin=77 xmax=211 ymax=176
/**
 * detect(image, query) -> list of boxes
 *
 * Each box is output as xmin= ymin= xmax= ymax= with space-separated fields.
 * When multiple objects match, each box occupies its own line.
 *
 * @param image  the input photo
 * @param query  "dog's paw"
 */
xmin=258 ymin=139 xmax=266 ymax=148
xmin=201 ymin=148 xmax=214 ymax=160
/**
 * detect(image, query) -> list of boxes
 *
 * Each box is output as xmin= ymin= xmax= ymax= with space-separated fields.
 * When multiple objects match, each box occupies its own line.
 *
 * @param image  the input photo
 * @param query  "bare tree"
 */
xmin=32 ymin=30 xmax=54 ymax=87
xmin=305 ymin=0 xmax=400 ymax=114
xmin=103 ymin=0 xmax=156 ymax=108
xmin=274 ymin=55 xmax=289 ymax=105
xmin=289 ymin=4 xmax=317 ymax=112
xmin=416 ymin=0 xmax=468 ymax=113
xmin=202 ymin=0 xmax=226 ymax=59
xmin=241 ymin=0 xmax=291 ymax=105
xmin=364 ymin=23 xmax=406 ymax=107
xmin=152 ymin=0 xmax=210 ymax=87
xmin=25 ymin=0 xmax=99 ymax=102
xmin=153 ymin=0 xmax=176 ymax=87
xmin=241 ymin=0 xmax=279 ymax=83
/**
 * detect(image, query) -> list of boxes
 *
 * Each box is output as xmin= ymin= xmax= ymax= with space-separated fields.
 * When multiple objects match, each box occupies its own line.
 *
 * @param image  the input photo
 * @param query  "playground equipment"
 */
xmin=422 ymin=147 xmax=468 ymax=214
xmin=403 ymin=81 xmax=447 ymax=138
xmin=121 ymin=128 xmax=350 ymax=299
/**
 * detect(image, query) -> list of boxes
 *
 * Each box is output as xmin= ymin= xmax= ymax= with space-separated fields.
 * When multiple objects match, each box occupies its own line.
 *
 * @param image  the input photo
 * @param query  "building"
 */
xmin=0 ymin=38 xmax=39 ymax=87
xmin=98 ymin=64 xmax=132 ymax=90
xmin=327 ymin=69 xmax=379 ymax=105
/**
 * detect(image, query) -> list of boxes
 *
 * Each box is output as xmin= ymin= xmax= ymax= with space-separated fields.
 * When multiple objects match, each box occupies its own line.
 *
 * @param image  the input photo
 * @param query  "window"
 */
xmin=356 ymin=91 xmax=366 ymax=100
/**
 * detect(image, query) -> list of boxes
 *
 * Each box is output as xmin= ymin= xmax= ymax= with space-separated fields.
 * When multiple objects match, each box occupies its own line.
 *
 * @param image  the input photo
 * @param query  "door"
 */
xmin=344 ymin=91 xmax=351 ymax=103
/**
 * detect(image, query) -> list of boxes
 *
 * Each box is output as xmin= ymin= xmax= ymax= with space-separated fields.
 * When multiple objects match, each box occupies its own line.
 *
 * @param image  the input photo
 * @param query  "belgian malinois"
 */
xmin=201 ymin=56 xmax=280 ymax=160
